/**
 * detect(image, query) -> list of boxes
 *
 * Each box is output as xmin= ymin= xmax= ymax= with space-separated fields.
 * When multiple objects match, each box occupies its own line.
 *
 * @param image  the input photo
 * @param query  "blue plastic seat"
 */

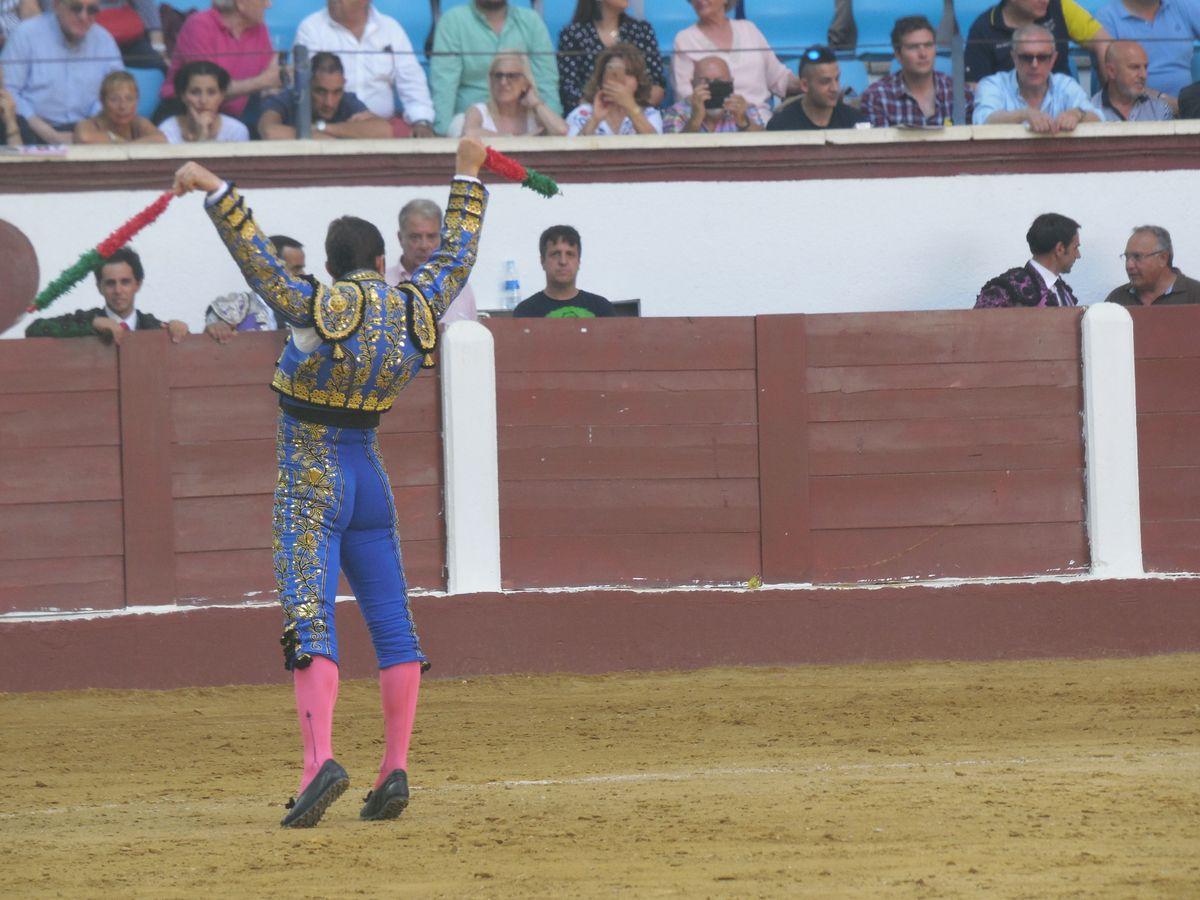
xmin=740 ymin=0 xmax=827 ymax=59
xmin=264 ymin=1 xmax=317 ymax=51
xmin=838 ymin=57 xmax=869 ymax=98
xmin=376 ymin=0 xmax=435 ymax=52
xmin=540 ymin=0 xmax=575 ymax=44
xmin=129 ymin=66 xmax=164 ymax=118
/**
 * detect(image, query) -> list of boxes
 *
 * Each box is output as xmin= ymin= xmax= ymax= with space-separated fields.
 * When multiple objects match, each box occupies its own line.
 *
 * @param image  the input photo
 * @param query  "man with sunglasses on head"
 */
xmin=1105 ymin=225 xmax=1200 ymax=306
xmin=0 ymin=0 xmax=122 ymax=144
xmin=973 ymin=23 xmax=1100 ymax=132
xmin=766 ymin=45 xmax=866 ymax=131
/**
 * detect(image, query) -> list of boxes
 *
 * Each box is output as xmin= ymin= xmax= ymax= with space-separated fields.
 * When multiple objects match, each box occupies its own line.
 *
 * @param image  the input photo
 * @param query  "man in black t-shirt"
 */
xmin=514 ymin=225 xmax=616 ymax=318
xmin=766 ymin=45 xmax=867 ymax=131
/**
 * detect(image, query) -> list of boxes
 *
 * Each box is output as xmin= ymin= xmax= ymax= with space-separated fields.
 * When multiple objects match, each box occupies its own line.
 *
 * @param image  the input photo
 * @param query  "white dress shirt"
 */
xmin=294 ymin=6 xmax=434 ymax=124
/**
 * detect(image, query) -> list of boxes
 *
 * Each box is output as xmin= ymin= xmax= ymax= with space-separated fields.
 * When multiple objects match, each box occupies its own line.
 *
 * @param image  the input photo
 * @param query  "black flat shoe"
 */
xmin=280 ymin=759 xmax=349 ymax=828
xmin=359 ymin=769 xmax=409 ymax=821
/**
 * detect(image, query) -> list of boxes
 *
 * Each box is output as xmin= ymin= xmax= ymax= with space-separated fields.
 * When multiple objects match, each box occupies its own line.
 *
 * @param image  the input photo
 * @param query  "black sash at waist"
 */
xmin=279 ymin=396 xmax=381 ymax=430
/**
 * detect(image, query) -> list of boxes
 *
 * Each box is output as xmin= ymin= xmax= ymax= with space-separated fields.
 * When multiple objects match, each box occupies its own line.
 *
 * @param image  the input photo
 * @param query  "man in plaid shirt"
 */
xmin=861 ymin=15 xmax=968 ymax=127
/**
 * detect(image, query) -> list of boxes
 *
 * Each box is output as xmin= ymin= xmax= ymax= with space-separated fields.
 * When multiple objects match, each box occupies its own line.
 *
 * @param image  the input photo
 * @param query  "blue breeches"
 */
xmin=273 ymin=411 xmax=426 ymax=670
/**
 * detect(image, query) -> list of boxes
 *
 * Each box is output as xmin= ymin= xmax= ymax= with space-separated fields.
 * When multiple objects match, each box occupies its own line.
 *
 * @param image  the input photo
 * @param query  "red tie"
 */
xmin=119 ymin=321 xmax=130 ymax=331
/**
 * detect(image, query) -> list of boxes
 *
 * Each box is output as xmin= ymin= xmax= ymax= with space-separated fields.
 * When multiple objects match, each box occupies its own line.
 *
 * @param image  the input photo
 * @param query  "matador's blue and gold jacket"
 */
xmin=206 ymin=177 xmax=487 ymax=416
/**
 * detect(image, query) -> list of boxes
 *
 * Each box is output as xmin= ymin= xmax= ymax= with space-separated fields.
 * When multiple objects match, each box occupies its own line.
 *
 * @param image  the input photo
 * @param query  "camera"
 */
xmin=705 ymin=79 xmax=733 ymax=110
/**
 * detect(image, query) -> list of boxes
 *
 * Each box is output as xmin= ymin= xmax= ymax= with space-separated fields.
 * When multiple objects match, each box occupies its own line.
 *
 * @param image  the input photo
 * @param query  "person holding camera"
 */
xmin=662 ymin=55 xmax=767 ymax=133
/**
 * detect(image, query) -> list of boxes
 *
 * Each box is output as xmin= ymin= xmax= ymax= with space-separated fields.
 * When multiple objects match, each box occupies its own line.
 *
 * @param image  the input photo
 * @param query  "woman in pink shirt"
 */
xmin=672 ymin=0 xmax=801 ymax=108
xmin=158 ymin=0 xmax=279 ymax=121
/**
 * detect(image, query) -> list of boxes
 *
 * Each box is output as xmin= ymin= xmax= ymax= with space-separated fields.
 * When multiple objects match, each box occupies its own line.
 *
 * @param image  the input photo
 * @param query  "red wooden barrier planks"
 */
xmin=804 ymin=309 xmax=1086 ymax=582
xmin=0 ymin=391 xmax=120 ymax=448
xmin=487 ymin=317 xmax=755 ymax=372
xmin=118 ymin=331 xmax=177 ymax=605
xmin=1132 ymin=307 xmax=1200 ymax=572
xmin=0 ymin=445 xmax=122 ymax=504
xmin=810 ymin=522 xmax=1088 ymax=583
xmin=499 ymin=424 xmax=758 ymax=481
xmin=501 ymin=533 xmax=761 ymax=589
xmin=493 ymin=317 xmax=760 ymax=588
xmin=500 ymin=478 xmax=760 ymax=536
xmin=3 ymin=500 xmax=123 ymax=560
xmin=756 ymin=314 xmax=810 ymax=585
xmin=0 ymin=557 xmax=124 ymax=614
xmin=0 ymin=337 xmax=118 ymax=394
xmin=806 ymin=309 xmax=1083 ymax=367
xmin=809 ymin=416 xmax=1084 ymax=476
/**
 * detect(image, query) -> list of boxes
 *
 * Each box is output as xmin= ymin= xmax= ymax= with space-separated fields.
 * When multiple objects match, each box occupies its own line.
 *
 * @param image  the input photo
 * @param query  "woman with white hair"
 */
xmin=157 ymin=0 xmax=278 ymax=124
xmin=464 ymin=51 xmax=567 ymax=137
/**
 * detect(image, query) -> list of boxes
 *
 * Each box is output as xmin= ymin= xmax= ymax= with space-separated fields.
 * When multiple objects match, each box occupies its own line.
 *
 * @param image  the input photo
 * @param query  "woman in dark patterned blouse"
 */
xmin=557 ymin=0 xmax=665 ymax=113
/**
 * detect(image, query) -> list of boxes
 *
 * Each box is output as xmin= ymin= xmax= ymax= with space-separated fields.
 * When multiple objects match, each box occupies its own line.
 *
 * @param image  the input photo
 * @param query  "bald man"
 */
xmin=1092 ymin=40 xmax=1173 ymax=121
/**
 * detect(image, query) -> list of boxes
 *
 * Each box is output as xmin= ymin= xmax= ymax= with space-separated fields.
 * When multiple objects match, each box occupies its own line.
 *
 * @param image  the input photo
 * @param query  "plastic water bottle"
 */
xmin=502 ymin=260 xmax=521 ymax=311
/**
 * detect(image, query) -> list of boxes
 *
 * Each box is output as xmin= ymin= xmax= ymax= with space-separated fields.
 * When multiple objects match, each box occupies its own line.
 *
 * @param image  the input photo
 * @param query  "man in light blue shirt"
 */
xmin=1096 ymin=0 xmax=1200 ymax=100
xmin=429 ymin=0 xmax=560 ymax=136
xmin=0 ymin=0 xmax=121 ymax=144
xmin=973 ymin=24 xmax=1102 ymax=131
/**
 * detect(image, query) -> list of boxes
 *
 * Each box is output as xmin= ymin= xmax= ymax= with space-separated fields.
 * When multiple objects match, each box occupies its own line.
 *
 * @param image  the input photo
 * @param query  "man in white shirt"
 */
xmin=294 ymin=0 xmax=435 ymax=137
xmin=385 ymin=198 xmax=477 ymax=324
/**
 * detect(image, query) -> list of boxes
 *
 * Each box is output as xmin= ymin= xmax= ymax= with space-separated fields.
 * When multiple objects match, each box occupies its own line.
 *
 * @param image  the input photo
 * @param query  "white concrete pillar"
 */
xmin=440 ymin=321 xmax=502 ymax=594
xmin=1081 ymin=303 xmax=1144 ymax=577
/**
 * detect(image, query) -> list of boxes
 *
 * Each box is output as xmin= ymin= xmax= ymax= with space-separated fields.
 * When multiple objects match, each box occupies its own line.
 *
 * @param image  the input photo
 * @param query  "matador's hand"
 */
xmin=172 ymin=161 xmax=223 ymax=196
xmin=455 ymin=137 xmax=486 ymax=179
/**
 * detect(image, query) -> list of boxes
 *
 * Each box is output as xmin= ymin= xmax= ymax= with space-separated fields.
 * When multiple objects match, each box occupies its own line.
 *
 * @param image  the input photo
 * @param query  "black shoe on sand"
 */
xmin=359 ymin=769 xmax=409 ymax=820
xmin=280 ymin=759 xmax=349 ymax=828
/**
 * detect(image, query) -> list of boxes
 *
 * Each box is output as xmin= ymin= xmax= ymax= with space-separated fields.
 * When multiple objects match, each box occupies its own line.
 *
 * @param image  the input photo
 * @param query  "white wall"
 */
xmin=5 ymin=162 xmax=1199 ymax=338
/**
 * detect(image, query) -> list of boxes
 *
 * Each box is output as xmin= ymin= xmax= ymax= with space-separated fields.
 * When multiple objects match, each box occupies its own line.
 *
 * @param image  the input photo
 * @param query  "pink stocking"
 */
xmin=293 ymin=655 xmax=339 ymax=793
xmin=377 ymin=662 xmax=421 ymax=788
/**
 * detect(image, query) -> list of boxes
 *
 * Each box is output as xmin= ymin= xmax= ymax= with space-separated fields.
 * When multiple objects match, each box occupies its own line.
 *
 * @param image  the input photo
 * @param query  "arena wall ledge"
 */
xmin=3 ymin=303 xmax=1199 ymax=691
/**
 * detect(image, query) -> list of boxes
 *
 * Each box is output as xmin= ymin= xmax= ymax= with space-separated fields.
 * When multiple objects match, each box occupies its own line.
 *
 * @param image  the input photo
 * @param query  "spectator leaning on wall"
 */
xmin=972 ymin=24 xmax=1101 ymax=131
xmin=386 ymin=199 xmax=479 ymax=326
xmin=25 ymin=247 xmax=189 ymax=342
xmin=257 ymin=51 xmax=392 ymax=141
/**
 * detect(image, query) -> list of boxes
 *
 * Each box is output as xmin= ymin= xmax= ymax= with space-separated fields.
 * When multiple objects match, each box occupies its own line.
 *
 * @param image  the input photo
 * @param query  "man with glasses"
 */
xmin=861 ymin=15 xmax=965 ymax=127
xmin=973 ymin=24 xmax=1100 ymax=131
xmin=0 ymin=0 xmax=122 ymax=144
xmin=1105 ymin=225 xmax=1200 ymax=306
xmin=429 ymin=0 xmax=560 ymax=136
xmin=974 ymin=212 xmax=1085 ymax=308
xmin=965 ymin=0 xmax=1111 ymax=85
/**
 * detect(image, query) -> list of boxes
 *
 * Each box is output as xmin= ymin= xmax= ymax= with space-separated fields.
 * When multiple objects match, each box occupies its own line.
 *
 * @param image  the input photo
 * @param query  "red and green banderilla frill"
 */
xmin=28 ymin=147 xmax=557 ymax=316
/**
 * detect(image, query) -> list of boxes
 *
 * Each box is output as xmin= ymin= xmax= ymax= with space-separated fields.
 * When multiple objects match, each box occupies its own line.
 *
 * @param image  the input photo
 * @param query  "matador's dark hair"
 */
xmin=326 ymin=216 xmax=385 ymax=279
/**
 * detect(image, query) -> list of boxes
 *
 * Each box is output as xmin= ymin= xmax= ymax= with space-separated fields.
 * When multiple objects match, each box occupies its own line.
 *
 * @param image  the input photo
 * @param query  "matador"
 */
xmin=171 ymin=138 xmax=488 ymax=828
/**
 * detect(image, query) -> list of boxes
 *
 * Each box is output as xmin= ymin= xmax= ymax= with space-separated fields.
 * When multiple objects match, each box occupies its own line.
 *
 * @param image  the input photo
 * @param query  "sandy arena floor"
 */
xmin=2 ymin=654 xmax=1198 ymax=898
